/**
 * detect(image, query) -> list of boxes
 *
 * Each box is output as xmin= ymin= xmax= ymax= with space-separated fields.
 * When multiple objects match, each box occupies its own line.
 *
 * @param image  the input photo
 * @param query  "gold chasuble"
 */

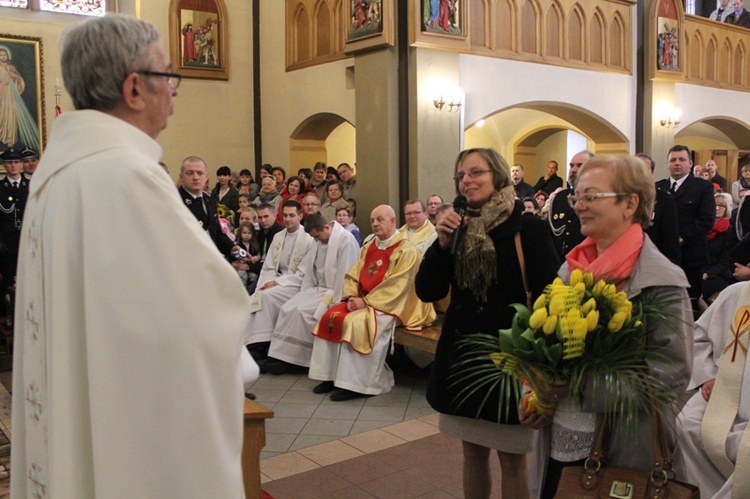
xmin=313 ymin=233 xmax=435 ymax=354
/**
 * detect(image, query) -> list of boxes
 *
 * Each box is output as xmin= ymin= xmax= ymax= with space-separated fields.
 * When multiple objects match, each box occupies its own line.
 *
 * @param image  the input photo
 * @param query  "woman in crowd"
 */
xmin=731 ymin=164 xmax=750 ymax=206
xmin=519 ymin=155 xmax=692 ymax=497
xmin=522 ymin=197 xmax=538 ymax=215
xmin=535 ymin=190 xmax=550 ymax=220
xmin=320 ymin=180 xmax=350 ymax=221
xmin=211 ymin=165 xmax=240 ymax=212
xmin=415 ymin=148 xmax=560 ymax=499
xmin=701 ymin=192 xmax=735 ymax=306
xmin=336 ymin=206 xmax=362 ymax=245
xmin=252 ymin=176 xmax=282 ymax=215
xmin=277 ymin=176 xmax=306 ymax=224
xmin=238 ymin=168 xmax=259 ymax=200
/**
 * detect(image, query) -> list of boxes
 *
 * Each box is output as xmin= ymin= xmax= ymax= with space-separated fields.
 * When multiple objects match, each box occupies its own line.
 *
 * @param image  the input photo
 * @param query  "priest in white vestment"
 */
xmin=673 ymin=281 xmax=750 ymax=498
xmin=308 ymin=205 xmax=436 ymax=401
xmin=263 ymin=214 xmax=360 ymax=373
xmin=11 ymin=15 xmax=256 ymax=498
xmin=244 ymin=199 xmax=313 ymax=356
xmin=399 ymin=199 xmax=438 ymax=254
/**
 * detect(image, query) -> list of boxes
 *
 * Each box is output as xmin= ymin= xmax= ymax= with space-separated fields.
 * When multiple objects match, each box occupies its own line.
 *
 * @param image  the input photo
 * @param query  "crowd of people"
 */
xmin=3 ymin=12 xmax=749 ymax=499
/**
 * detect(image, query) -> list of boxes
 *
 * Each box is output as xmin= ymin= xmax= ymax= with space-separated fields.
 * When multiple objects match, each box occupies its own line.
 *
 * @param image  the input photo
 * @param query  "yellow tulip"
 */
xmin=581 ymin=297 xmax=597 ymax=316
xmin=583 ymin=272 xmax=594 ymax=289
xmin=602 ymin=283 xmax=617 ymax=300
xmin=608 ymin=311 xmax=627 ymax=333
xmin=549 ymin=296 xmax=564 ymax=317
xmin=529 ymin=307 xmax=548 ymax=329
xmin=533 ymin=293 xmax=548 ymax=311
xmin=586 ymin=309 xmax=599 ymax=332
xmin=574 ymin=282 xmax=586 ymax=300
xmin=566 ymin=308 xmax=581 ymax=322
xmin=552 ymin=277 xmax=564 ymax=286
xmin=592 ymin=280 xmax=606 ymax=297
xmin=543 ymin=315 xmax=558 ymax=335
xmin=570 ymin=268 xmax=583 ymax=287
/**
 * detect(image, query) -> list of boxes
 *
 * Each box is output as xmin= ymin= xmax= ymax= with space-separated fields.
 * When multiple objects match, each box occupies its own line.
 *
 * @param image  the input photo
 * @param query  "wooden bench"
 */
xmin=242 ymin=398 xmax=274 ymax=499
xmin=394 ymin=316 xmax=443 ymax=354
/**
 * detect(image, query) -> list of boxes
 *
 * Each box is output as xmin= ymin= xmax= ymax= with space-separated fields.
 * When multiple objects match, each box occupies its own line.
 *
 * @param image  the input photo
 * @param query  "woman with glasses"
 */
xmin=520 ymin=155 xmax=692 ymax=498
xmin=701 ymin=192 xmax=735 ymax=306
xmin=415 ymin=148 xmax=560 ymax=499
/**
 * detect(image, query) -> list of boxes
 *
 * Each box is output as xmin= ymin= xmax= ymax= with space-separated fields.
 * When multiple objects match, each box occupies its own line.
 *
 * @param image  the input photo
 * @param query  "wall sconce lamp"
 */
xmin=659 ymin=110 xmax=681 ymax=128
xmin=433 ymin=95 xmax=462 ymax=112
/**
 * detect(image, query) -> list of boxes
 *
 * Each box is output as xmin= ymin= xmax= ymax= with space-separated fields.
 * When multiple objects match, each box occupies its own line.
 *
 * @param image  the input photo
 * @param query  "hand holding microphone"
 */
xmin=450 ymin=195 xmax=468 ymax=255
xmin=435 ymin=195 xmax=468 ymax=253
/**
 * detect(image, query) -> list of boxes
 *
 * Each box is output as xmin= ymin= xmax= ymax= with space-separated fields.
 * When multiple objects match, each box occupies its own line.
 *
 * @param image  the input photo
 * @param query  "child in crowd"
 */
xmin=233 ymin=222 xmax=261 ymax=294
xmin=234 ymin=193 xmax=252 ymax=227
xmin=237 ymin=207 xmax=259 ymax=230
xmin=238 ymin=168 xmax=259 ymax=200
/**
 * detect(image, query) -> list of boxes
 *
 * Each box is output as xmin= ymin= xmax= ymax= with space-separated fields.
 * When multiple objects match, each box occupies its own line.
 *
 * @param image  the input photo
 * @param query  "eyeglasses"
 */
xmin=137 ymin=70 xmax=182 ymax=89
xmin=567 ymin=192 xmax=626 ymax=208
xmin=453 ymin=169 xmax=491 ymax=182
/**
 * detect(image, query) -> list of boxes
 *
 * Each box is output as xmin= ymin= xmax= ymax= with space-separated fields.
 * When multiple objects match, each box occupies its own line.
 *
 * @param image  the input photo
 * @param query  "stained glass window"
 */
xmin=0 ymin=0 xmax=29 ymax=8
xmin=39 ymin=0 xmax=106 ymax=16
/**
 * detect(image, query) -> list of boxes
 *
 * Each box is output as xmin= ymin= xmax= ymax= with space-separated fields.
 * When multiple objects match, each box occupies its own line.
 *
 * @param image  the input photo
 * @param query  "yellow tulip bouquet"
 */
xmin=453 ymin=269 xmax=679 ymax=428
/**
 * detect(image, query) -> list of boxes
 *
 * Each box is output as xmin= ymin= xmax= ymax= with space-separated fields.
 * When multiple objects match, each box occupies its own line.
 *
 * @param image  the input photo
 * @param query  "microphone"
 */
xmin=450 ymin=195 xmax=468 ymax=255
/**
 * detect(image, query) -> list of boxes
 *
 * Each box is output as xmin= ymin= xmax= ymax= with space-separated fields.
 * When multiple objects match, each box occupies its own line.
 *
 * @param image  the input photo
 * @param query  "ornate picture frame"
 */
xmin=344 ymin=0 xmax=394 ymax=54
xmin=169 ymin=0 xmax=229 ymax=80
xmin=410 ymin=0 xmax=469 ymax=51
xmin=649 ymin=0 xmax=685 ymax=82
xmin=0 ymin=34 xmax=45 ymax=155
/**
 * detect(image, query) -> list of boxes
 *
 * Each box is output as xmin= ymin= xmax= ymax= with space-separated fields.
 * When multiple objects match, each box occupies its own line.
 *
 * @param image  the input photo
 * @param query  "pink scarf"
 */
xmin=565 ymin=224 xmax=644 ymax=287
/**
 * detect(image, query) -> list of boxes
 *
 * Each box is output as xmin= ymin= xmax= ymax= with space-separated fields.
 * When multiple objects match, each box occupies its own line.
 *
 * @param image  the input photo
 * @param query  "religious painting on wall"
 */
xmin=409 ymin=0 xmax=468 ymax=51
xmin=422 ymin=0 xmax=462 ymax=36
xmin=169 ymin=0 xmax=228 ymax=80
xmin=0 ymin=34 xmax=45 ymax=157
xmin=344 ymin=0 xmax=393 ymax=54
xmin=650 ymin=0 xmax=684 ymax=81
xmin=39 ymin=0 xmax=105 ymax=16
xmin=0 ymin=0 xmax=28 ymax=8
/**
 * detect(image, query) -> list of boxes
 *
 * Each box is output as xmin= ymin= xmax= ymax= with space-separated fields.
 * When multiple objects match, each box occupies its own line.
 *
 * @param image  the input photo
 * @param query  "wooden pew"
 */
xmin=242 ymin=398 xmax=274 ymax=499
xmin=393 ymin=317 xmax=443 ymax=354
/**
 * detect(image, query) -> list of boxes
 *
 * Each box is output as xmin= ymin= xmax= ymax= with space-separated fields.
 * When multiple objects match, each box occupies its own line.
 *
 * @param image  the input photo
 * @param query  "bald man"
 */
xmin=308 ymin=205 xmax=436 ymax=401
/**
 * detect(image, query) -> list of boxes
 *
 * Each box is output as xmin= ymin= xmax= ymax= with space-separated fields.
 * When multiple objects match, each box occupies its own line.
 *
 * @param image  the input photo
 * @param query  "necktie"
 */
xmin=670 ymin=182 xmax=677 ymax=194
xmin=12 ymin=181 xmax=18 ymax=189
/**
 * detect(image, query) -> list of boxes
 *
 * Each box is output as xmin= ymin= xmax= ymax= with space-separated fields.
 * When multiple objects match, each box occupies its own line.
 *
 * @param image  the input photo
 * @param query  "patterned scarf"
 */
xmin=455 ymin=186 xmax=516 ymax=302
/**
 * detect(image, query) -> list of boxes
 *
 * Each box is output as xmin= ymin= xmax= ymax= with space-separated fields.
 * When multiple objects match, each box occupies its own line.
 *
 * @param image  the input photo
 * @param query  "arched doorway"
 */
xmin=289 ymin=112 xmax=356 ymax=172
xmin=465 ymin=101 xmax=629 ymax=186
xmin=676 ymin=116 xmax=750 ymax=185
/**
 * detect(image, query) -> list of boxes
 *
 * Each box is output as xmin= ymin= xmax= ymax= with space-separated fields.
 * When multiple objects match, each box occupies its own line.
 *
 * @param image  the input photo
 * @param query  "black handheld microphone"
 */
xmin=450 ymin=195 xmax=468 ymax=255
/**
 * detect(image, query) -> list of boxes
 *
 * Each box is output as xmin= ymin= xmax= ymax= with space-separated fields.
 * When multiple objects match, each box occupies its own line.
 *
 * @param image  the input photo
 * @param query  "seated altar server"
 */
xmin=262 ymin=214 xmax=360 ymax=374
xmin=244 ymin=199 xmax=312 ymax=358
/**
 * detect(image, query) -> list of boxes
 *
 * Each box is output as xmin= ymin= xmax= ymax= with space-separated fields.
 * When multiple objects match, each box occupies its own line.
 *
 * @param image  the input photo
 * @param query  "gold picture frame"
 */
xmin=0 ymin=34 xmax=45 ymax=155
xmin=344 ymin=0 xmax=394 ymax=54
xmin=410 ymin=0 xmax=469 ymax=52
xmin=169 ymin=0 xmax=229 ymax=81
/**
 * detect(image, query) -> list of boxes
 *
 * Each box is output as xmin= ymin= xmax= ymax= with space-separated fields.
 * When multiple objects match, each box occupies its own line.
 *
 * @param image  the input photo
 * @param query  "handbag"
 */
xmin=555 ymin=405 xmax=699 ymax=499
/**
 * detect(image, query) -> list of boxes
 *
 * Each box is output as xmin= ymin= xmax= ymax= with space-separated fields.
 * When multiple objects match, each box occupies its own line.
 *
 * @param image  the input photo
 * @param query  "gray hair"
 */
xmin=61 ymin=14 xmax=161 ymax=111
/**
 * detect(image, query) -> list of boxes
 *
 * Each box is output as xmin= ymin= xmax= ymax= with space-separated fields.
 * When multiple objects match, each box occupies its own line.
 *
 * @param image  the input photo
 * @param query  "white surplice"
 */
xmin=244 ymin=227 xmax=312 ymax=344
xmin=11 ymin=110 xmax=252 ymax=498
xmin=268 ymin=222 xmax=360 ymax=366
xmin=674 ymin=281 xmax=750 ymax=499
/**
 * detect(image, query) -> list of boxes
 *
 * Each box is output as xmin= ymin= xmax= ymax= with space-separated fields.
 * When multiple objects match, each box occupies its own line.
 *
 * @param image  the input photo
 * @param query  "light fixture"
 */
xmin=659 ymin=109 xmax=681 ymax=128
xmin=433 ymin=95 xmax=462 ymax=113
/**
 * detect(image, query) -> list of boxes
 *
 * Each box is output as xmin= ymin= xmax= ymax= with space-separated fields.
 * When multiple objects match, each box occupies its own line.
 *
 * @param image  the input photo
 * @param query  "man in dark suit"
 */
xmin=655 ymin=145 xmax=716 ymax=317
xmin=637 ymin=153 xmax=681 ymax=266
xmin=533 ymin=160 xmax=564 ymax=195
xmin=511 ymin=164 xmax=535 ymax=199
xmin=547 ymin=150 xmax=593 ymax=259
xmin=705 ymin=159 xmax=727 ymax=191
xmin=0 ymin=147 xmax=29 ymax=321
xmin=725 ymin=0 xmax=750 ymax=27
xmin=178 ymin=155 xmax=236 ymax=257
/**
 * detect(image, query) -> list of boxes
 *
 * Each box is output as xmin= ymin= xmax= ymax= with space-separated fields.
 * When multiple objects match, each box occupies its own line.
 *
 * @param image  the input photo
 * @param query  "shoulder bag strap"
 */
xmin=514 ymin=232 xmax=532 ymax=309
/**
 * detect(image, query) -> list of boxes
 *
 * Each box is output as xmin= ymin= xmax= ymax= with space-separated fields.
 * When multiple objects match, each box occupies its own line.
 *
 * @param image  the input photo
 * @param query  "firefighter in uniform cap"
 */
xmin=0 ymin=146 xmax=30 ymax=321
xmin=20 ymin=146 xmax=39 ymax=177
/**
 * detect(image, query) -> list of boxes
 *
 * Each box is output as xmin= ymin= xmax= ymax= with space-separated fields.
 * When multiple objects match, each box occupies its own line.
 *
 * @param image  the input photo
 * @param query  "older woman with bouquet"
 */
xmin=416 ymin=148 xmax=560 ymax=499
xmin=519 ymin=155 xmax=693 ymax=497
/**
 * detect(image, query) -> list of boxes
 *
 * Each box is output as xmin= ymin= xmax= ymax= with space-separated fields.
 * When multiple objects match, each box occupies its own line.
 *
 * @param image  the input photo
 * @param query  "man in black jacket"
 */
xmin=532 ymin=160 xmax=564 ymax=195
xmin=547 ymin=151 xmax=593 ymax=259
xmin=725 ymin=0 xmax=750 ymax=27
xmin=511 ymin=164 xmax=535 ymax=199
xmin=655 ymin=145 xmax=715 ymax=316
xmin=637 ymin=153 xmax=681 ymax=266
xmin=178 ymin=156 xmax=236 ymax=257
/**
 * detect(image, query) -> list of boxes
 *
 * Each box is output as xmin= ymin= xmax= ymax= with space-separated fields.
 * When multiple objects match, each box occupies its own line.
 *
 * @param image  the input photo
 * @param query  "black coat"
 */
xmin=415 ymin=204 xmax=560 ymax=423
xmin=645 ymin=187 xmax=681 ymax=266
xmin=655 ymin=175 xmax=715 ymax=268
xmin=547 ymin=187 xmax=584 ymax=260
xmin=532 ymin=174 xmax=563 ymax=195
xmin=726 ymin=10 xmax=750 ymax=28
xmin=178 ymin=186 xmax=235 ymax=257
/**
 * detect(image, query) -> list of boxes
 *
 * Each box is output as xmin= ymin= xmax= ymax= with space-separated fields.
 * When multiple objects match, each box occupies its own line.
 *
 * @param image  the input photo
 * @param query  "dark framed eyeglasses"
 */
xmin=137 ymin=70 xmax=182 ymax=89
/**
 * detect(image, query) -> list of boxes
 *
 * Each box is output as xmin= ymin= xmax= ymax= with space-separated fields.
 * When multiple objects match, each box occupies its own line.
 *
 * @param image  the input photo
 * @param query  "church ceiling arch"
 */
xmin=290 ymin=112 xmax=352 ymax=140
xmin=677 ymin=116 xmax=750 ymax=150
